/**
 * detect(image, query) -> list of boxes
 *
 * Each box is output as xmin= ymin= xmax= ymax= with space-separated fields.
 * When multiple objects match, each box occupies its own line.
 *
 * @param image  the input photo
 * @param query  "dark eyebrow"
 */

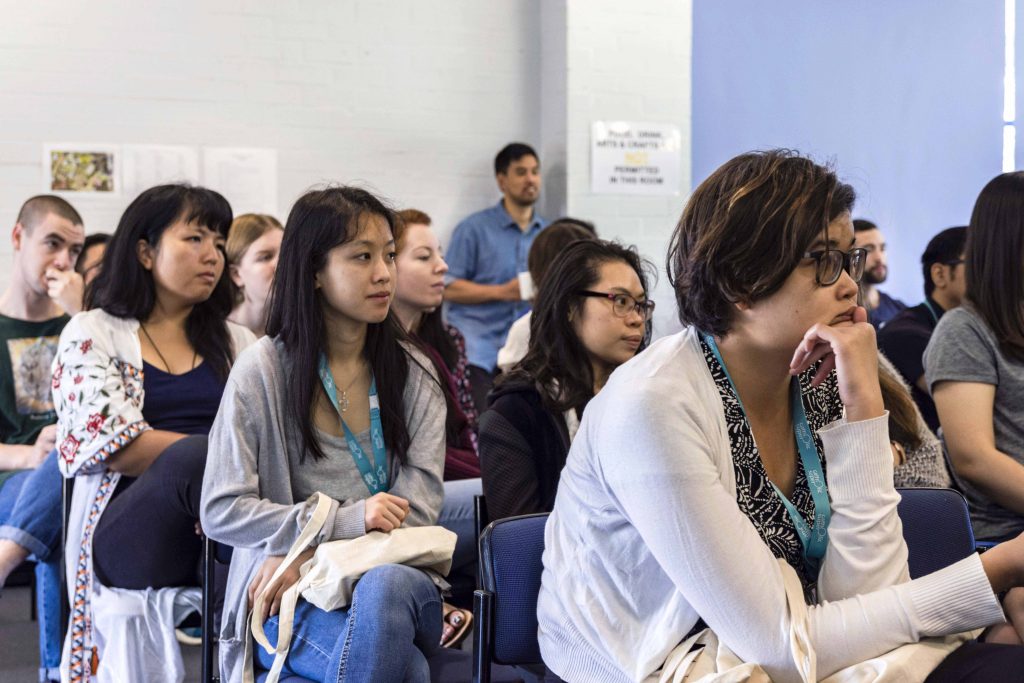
xmin=42 ymin=233 xmax=66 ymax=243
xmin=608 ymin=285 xmax=647 ymax=299
xmin=350 ymin=238 xmax=396 ymax=248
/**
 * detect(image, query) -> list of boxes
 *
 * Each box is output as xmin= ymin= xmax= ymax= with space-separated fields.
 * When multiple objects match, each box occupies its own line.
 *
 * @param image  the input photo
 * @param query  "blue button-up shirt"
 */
xmin=444 ymin=200 xmax=547 ymax=371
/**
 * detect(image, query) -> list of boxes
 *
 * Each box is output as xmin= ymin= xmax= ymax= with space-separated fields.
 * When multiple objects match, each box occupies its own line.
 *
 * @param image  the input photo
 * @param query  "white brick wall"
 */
xmin=563 ymin=0 xmax=693 ymax=338
xmin=0 ymin=0 xmax=542 ymax=288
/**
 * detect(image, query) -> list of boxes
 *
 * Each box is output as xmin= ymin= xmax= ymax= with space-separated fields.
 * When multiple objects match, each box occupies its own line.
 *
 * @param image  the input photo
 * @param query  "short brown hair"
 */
xmin=16 ymin=195 xmax=83 ymax=231
xmin=225 ymin=213 xmax=283 ymax=266
xmin=667 ymin=149 xmax=855 ymax=336
xmin=394 ymin=209 xmax=432 ymax=251
xmin=527 ymin=219 xmax=596 ymax=290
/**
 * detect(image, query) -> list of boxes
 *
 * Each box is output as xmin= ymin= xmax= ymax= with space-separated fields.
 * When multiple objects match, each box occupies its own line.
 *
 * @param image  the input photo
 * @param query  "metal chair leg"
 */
xmin=201 ymin=536 xmax=218 ymax=683
xmin=472 ymin=588 xmax=493 ymax=683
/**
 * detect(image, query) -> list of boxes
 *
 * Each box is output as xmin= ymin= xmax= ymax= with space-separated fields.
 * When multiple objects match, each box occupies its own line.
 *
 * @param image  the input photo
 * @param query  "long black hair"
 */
xmin=966 ymin=172 xmax=1024 ymax=362
xmin=87 ymin=184 xmax=235 ymax=380
xmin=265 ymin=186 xmax=413 ymax=464
xmin=501 ymin=239 xmax=654 ymax=414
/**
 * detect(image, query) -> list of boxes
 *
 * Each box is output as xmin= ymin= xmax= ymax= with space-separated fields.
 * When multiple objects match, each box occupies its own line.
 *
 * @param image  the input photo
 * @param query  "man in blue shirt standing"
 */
xmin=445 ymin=142 xmax=547 ymax=412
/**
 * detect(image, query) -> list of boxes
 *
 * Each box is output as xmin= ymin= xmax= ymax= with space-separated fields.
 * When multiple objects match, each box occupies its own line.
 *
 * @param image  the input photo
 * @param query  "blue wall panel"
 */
xmin=693 ymin=1 xmax=1004 ymax=302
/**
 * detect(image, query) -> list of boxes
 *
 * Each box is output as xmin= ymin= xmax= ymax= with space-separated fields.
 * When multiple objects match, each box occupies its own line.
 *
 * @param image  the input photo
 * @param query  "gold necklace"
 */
xmin=140 ymin=323 xmax=196 ymax=373
xmin=336 ymin=361 xmax=366 ymax=413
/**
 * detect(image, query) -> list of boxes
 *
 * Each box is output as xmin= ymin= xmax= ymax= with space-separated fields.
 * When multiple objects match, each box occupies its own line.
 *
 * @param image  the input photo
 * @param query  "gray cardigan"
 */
xmin=200 ymin=336 xmax=446 ymax=682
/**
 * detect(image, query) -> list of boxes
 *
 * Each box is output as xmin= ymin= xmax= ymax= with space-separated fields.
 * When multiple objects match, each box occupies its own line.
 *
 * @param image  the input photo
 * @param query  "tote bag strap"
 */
xmin=247 ymin=492 xmax=333 ymax=681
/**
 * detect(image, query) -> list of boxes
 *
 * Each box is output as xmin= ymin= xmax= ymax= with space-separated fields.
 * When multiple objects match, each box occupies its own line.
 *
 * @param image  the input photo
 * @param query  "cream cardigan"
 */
xmin=537 ymin=327 xmax=1004 ymax=683
xmin=52 ymin=309 xmax=255 ymax=682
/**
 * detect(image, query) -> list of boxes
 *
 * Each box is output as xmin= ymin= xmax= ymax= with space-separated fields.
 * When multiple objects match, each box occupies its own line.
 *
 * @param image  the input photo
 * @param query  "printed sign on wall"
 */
xmin=591 ymin=121 xmax=682 ymax=195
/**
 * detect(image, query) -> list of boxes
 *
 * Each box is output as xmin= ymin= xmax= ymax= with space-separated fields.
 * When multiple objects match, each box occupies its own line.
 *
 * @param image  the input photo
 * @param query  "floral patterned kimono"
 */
xmin=52 ymin=308 xmax=253 ymax=682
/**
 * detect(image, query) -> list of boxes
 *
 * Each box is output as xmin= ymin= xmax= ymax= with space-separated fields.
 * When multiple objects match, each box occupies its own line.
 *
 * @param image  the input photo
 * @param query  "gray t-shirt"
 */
xmin=924 ymin=305 xmax=1024 ymax=541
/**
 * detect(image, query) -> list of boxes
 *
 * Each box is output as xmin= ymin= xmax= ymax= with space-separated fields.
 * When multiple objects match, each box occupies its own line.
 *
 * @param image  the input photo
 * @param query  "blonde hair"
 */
xmin=226 ymin=213 xmax=283 ymax=265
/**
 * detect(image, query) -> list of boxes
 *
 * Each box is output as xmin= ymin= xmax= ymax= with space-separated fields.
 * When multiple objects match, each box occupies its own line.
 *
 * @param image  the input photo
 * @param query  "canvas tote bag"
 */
xmin=243 ymin=492 xmax=457 ymax=683
xmin=651 ymin=559 xmax=976 ymax=683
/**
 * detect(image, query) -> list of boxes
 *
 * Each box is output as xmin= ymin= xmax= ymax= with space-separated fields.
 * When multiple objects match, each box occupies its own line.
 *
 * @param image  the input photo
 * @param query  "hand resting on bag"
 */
xmin=365 ymin=492 xmax=410 ymax=532
xmin=248 ymin=548 xmax=317 ymax=621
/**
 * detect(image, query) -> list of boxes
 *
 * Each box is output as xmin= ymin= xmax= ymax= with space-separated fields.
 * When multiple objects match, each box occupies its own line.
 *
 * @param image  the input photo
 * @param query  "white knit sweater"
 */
xmin=537 ymin=327 xmax=1004 ymax=683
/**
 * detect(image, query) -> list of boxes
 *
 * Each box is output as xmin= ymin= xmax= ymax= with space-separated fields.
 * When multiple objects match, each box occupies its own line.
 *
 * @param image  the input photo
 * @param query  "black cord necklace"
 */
xmin=140 ymin=322 xmax=197 ymax=373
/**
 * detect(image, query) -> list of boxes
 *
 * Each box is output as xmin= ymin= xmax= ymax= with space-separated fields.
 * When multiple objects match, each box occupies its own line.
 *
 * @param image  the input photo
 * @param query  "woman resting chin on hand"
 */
xmin=536 ymin=150 xmax=1024 ymax=683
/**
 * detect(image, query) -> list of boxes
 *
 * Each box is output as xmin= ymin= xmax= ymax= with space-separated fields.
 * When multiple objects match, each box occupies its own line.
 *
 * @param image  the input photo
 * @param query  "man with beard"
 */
xmin=445 ymin=143 xmax=548 ymax=412
xmin=854 ymin=218 xmax=907 ymax=329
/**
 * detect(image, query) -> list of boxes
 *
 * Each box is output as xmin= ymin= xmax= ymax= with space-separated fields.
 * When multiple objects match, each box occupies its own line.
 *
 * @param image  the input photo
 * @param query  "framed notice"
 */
xmin=202 ymin=147 xmax=278 ymax=216
xmin=122 ymin=145 xmax=200 ymax=199
xmin=591 ymin=121 xmax=682 ymax=196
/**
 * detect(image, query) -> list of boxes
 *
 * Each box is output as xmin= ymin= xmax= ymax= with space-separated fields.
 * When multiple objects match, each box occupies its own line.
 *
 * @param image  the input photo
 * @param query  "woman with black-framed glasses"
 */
xmin=477 ymin=239 xmax=654 ymax=522
xmin=537 ymin=150 xmax=1024 ymax=682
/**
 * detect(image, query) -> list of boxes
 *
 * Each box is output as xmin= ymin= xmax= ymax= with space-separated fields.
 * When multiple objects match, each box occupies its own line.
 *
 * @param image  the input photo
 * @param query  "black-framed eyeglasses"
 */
xmin=802 ymin=247 xmax=868 ymax=286
xmin=942 ymin=258 xmax=965 ymax=266
xmin=577 ymin=291 xmax=656 ymax=320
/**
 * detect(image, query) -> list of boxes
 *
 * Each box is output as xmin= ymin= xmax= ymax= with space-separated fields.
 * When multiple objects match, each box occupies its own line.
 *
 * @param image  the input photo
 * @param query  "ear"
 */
xmin=136 ymin=239 xmax=154 ymax=270
xmin=929 ymin=262 xmax=947 ymax=290
xmin=495 ymin=172 xmax=508 ymax=194
xmin=11 ymin=222 xmax=24 ymax=251
xmin=228 ymin=263 xmax=243 ymax=288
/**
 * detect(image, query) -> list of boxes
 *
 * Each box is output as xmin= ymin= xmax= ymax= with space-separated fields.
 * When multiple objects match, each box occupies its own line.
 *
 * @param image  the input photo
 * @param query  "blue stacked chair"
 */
xmin=473 ymin=513 xmax=560 ymax=683
xmin=896 ymin=487 xmax=980 ymax=579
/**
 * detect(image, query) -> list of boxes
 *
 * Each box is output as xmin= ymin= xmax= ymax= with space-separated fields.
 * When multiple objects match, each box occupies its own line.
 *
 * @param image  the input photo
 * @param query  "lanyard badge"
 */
xmin=703 ymin=334 xmax=831 ymax=570
xmin=318 ymin=354 xmax=389 ymax=494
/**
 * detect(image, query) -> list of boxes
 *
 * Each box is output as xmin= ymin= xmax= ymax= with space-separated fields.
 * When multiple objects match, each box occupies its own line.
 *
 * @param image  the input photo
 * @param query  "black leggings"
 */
xmin=925 ymin=641 xmax=1024 ymax=682
xmin=93 ymin=434 xmax=210 ymax=590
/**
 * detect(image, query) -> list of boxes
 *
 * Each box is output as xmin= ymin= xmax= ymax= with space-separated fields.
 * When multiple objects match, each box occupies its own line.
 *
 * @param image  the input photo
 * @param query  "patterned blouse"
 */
xmin=445 ymin=323 xmax=479 ymax=441
xmin=698 ymin=336 xmax=844 ymax=600
xmin=52 ymin=310 xmax=254 ymax=682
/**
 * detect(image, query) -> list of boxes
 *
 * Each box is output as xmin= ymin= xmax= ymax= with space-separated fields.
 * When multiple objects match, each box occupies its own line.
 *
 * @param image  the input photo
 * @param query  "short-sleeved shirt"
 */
xmin=870 ymin=290 xmax=907 ymax=330
xmin=444 ymin=200 xmax=546 ymax=371
xmin=878 ymin=298 xmax=944 ymax=432
xmin=924 ymin=305 xmax=1024 ymax=541
xmin=0 ymin=313 xmax=69 ymax=447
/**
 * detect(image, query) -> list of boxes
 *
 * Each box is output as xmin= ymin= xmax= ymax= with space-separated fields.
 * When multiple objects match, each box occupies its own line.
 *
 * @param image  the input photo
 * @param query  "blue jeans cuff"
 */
xmin=0 ymin=524 xmax=49 ymax=560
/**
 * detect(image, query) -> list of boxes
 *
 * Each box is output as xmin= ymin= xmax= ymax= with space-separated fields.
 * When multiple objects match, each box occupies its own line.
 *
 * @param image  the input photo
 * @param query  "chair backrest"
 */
xmin=897 ymin=487 xmax=976 ymax=579
xmin=478 ymin=513 xmax=549 ymax=665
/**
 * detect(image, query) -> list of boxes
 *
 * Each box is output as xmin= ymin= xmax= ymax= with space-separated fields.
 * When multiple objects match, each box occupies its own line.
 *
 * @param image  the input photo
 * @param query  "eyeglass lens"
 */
xmin=611 ymin=295 xmax=655 ymax=320
xmin=820 ymin=249 xmax=865 ymax=285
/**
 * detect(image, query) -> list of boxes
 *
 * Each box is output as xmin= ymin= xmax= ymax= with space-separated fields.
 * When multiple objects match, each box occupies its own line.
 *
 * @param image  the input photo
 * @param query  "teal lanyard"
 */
xmin=703 ymin=334 xmax=831 ymax=570
xmin=317 ymin=354 xmax=388 ymax=494
xmin=923 ymin=299 xmax=941 ymax=326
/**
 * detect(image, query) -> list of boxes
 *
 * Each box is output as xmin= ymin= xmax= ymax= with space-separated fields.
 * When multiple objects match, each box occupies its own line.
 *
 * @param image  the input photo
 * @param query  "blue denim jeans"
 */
xmin=0 ymin=449 xmax=62 ymax=561
xmin=438 ymin=478 xmax=481 ymax=573
xmin=255 ymin=564 xmax=442 ymax=683
xmin=0 ymin=450 xmax=64 ymax=679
